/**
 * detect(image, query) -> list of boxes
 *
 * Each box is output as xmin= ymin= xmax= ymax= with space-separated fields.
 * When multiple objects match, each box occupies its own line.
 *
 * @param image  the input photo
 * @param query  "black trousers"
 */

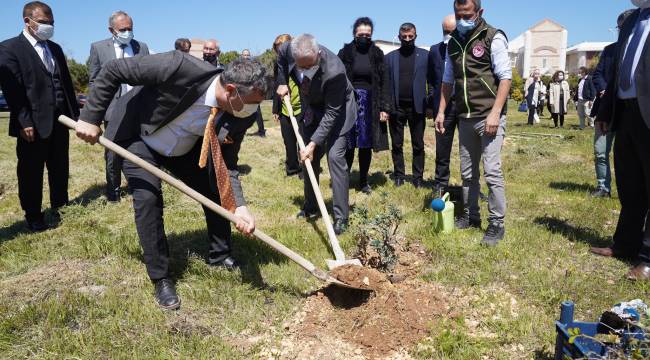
xmin=612 ymin=99 xmax=650 ymax=262
xmin=552 ymin=113 xmax=565 ymax=127
xmin=434 ymin=101 xmax=458 ymax=188
xmin=255 ymin=109 xmax=265 ymax=134
xmin=527 ymin=106 xmax=536 ymax=125
xmin=279 ymin=114 xmax=301 ymax=175
xmin=389 ymin=102 xmax=426 ymax=180
xmin=346 ymin=148 xmax=372 ymax=187
xmin=104 ymin=122 xmax=124 ymax=195
xmin=119 ymin=137 xmax=231 ymax=280
xmin=16 ymin=118 xmax=69 ymax=222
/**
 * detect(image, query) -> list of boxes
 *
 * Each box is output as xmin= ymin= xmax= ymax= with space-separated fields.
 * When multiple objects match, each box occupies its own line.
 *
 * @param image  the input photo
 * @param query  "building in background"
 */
xmin=565 ymin=42 xmax=612 ymax=74
xmin=189 ymin=38 xmax=209 ymax=59
xmin=508 ymin=19 xmax=568 ymax=78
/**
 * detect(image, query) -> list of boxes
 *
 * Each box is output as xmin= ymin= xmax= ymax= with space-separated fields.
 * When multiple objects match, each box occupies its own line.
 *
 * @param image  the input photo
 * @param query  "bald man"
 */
xmin=203 ymin=39 xmax=224 ymax=72
xmin=428 ymin=14 xmax=457 ymax=196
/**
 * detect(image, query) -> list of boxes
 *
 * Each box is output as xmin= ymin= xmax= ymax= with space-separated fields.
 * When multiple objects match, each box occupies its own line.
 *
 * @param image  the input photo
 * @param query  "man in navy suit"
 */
xmin=385 ymin=23 xmax=433 ymax=188
xmin=0 ymin=1 xmax=79 ymax=231
xmin=428 ymin=14 xmax=457 ymax=196
xmin=592 ymin=1 xmax=650 ymax=280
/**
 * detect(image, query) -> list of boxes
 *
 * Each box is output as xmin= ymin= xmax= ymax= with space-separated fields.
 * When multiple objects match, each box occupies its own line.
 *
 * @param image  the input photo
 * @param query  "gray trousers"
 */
xmin=302 ymin=124 xmax=350 ymax=221
xmin=577 ymin=100 xmax=593 ymax=129
xmin=458 ymin=116 xmax=507 ymax=226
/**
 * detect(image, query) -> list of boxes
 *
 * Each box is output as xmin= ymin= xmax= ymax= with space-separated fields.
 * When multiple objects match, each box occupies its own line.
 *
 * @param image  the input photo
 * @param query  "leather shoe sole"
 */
xmin=590 ymin=247 xmax=614 ymax=257
xmin=626 ymin=264 xmax=650 ymax=281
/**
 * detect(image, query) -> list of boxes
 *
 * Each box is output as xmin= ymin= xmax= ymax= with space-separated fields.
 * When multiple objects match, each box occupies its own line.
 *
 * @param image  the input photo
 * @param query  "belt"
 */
xmin=617 ymin=98 xmax=638 ymax=109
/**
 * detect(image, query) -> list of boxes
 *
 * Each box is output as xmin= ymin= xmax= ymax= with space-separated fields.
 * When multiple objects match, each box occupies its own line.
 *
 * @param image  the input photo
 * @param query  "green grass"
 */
xmin=0 ymin=101 xmax=647 ymax=359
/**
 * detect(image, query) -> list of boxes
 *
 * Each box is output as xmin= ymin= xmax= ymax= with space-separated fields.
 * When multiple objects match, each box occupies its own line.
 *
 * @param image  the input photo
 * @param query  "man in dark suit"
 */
xmin=592 ymin=3 xmax=650 ymax=280
xmin=276 ymin=34 xmax=358 ymax=234
xmin=385 ymin=23 xmax=433 ymax=188
xmin=428 ymin=14 xmax=457 ymax=196
xmin=75 ymin=53 xmax=270 ymax=309
xmin=576 ymin=66 xmax=597 ymax=129
xmin=88 ymin=10 xmax=150 ymax=202
xmin=0 ymin=1 xmax=79 ymax=231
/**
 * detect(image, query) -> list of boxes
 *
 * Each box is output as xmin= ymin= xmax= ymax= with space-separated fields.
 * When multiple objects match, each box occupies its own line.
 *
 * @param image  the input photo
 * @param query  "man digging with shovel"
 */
xmin=75 ymin=53 xmax=270 ymax=310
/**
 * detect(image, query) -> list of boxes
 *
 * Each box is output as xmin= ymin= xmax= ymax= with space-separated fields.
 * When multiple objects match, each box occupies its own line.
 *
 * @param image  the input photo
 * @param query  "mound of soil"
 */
xmin=282 ymin=256 xmax=450 ymax=359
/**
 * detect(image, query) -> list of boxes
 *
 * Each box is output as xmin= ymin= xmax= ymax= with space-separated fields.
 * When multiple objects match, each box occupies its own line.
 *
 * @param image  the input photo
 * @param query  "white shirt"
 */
xmin=113 ymin=39 xmax=134 ymax=93
xmin=442 ymin=32 xmax=512 ymax=84
xmin=141 ymin=76 xmax=220 ymax=157
xmin=22 ymin=29 xmax=55 ymax=73
xmin=578 ymin=78 xmax=585 ymax=101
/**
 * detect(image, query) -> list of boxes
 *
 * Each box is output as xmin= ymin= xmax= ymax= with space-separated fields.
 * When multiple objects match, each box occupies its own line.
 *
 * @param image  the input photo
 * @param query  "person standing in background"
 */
xmin=338 ymin=17 xmax=391 ymax=194
xmin=385 ymin=22 xmax=433 ymax=188
xmin=241 ymin=49 xmax=266 ymax=137
xmin=0 ymin=1 xmax=80 ymax=231
xmin=174 ymin=38 xmax=191 ymax=53
xmin=575 ymin=66 xmax=597 ymax=129
xmin=88 ymin=10 xmax=150 ymax=202
xmin=549 ymin=71 xmax=570 ymax=128
xmin=429 ymin=14 xmax=458 ymax=196
xmin=537 ymin=79 xmax=547 ymax=118
xmin=272 ymin=34 xmax=302 ymax=177
xmin=203 ymin=39 xmax=224 ymax=73
xmin=524 ymin=69 xmax=542 ymax=125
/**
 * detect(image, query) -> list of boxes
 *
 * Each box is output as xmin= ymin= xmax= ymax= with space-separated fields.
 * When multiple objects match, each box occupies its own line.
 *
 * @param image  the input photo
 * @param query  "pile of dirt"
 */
xmin=279 ymin=259 xmax=450 ymax=359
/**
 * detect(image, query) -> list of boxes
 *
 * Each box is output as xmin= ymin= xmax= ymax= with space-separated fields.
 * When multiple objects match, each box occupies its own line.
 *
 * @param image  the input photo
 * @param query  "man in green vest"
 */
xmin=435 ymin=0 xmax=512 ymax=246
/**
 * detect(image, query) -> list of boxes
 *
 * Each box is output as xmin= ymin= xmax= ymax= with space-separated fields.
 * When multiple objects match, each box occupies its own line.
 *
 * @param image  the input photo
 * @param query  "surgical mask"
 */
xmin=400 ymin=39 xmax=415 ymax=49
xmin=203 ymin=53 xmax=217 ymax=63
xmin=443 ymin=34 xmax=452 ymax=43
xmin=29 ymin=18 xmax=54 ymax=41
xmin=228 ymin=88 xmax=258 ymax=118
xmin=114 ymin=30 xmax=133 ymax=45
xmin=558 ymin=75 xmax=565 ymax=81
xmin=457 ymin=16 xmax=478 ymax=35
xmin=355 ymin=36 xmax=371 ymax=51
xmin=632 ymin=0 xmax=650 ymax=8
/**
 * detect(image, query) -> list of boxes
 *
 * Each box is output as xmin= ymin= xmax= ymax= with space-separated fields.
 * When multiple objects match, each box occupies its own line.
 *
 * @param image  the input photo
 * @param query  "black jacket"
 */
xmin=598 ymin=8 xmax=650 ymax=130
xmin=427 ymin=41 xmax=447 ymax=116
xmin=590 ymin=42 xmax=618 ymax=117
xmin=0 ymin=32 xmax=79 ymax=138
xmin=80 ymin=51 xmax=255 ymax=207
xmin=337 ymin=42 xmax=390 ymax=152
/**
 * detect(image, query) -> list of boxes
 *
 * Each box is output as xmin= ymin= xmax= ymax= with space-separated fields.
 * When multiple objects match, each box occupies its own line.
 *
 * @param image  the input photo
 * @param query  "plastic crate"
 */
xmin=554 ymin=301 xmax=647 ymax=359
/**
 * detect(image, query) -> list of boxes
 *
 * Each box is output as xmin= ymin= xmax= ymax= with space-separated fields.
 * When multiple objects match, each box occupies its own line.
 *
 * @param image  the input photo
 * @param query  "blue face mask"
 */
xmin=457 ymin=17 xmax=478 ymax=35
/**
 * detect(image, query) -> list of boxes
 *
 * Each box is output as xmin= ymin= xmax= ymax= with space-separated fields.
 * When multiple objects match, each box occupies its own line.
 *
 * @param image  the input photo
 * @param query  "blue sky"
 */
xmin=0 ymin=0 xmax=633 ymax=62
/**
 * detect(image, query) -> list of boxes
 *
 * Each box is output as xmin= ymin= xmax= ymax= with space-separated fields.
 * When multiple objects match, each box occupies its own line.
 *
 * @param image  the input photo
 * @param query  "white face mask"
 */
xmin=228 ymin=88 xmax=258 ymax=118
xmin=29 ymin=18 xmax=54 ymax=41
xmin=114 ymin=30 xmax=134 ymax=45
xmin=632 ymin=0 xmax=650 ymax=8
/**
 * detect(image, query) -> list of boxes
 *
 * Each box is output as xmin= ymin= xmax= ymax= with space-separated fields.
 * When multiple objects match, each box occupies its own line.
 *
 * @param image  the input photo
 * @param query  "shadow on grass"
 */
xmin=348 ymin=170 xmax=388 ymax=189
xmin=237 ymin=164 xmax=252 ymax=176
xmin=0 ymin=184 xmax=105 ymax=243
xmin=533 ymin=216 xmax=611 ymax=247
xmin=162 ymin=228 xmax=289 ymax=290
xmin=532 ymin=349 xmax=554 ymax=360
xmin=549 ymin=181 xmax=595 ymax=193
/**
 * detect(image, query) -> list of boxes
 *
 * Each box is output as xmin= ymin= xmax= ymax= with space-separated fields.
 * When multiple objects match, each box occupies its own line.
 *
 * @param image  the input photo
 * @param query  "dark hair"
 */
xmin=399 ymin=22 xmax=416 ymax=33
xmin=174 ymin=38 xmax=191 ymax=51
xmin=352 ymin=17 xmax=374 ymax=36
xmin=579 ymin=66 xmax=589 ymax=75
xmin=220 ymin=59 xmax=273 ymax=97
xmin=552 ymin=70 xmax=565 ymax=82
xmin=454 ymin=0 xmax=481 ymax=11
xmin=618 ymin=9 xmax=635 ymax=28
xmin=23 ymin=1 xmax=52 ymax=18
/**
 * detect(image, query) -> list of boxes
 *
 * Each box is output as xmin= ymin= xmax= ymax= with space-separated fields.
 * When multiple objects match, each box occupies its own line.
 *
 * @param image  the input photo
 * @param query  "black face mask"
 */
xmin=355 ymin=37 xmax=371 ymax=51
xmin=400 ymin=39 xmax=415 ymax=50
xmin=203 ymin=54 xmax=217 ymax=63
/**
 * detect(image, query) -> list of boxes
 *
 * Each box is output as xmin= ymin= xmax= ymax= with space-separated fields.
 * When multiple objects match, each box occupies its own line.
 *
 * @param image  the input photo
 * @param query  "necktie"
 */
xmin=117 ymin=44 xmax=129 ymax=97
xmin=620 ymin=9 xmax=650 ymax=91
xmin=38 ymin=41 xmax=54 ymax=73
xmin=198 ymin=108 xmax=237 ymax=213
xmin=299 ymin=76 xmax=314 ymax=126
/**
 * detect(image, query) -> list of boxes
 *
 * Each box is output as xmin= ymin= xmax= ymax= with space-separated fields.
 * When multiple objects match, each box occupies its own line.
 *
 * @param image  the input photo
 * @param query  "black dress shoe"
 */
xmin=154 ymin=278 xmax=180 ymax=310
xmin=297 ymin=209 xmax=320 ymax=220
xmin=209 ymin=256 xmax=240 ymax=271
xmin=394 ymin=178 xmax=405 ymax=187
xmin=286 ymin=169 xmax=302 ymax=177
xmin=26 ymin=218 xmax=49 ymax=232
xmin=590 ymin=188 xmax=611 ymax=198
xmin=359 ymin=184 xmax=372 ymax=194
xmin=412 ymin=178 xmax=424 ymax=189
xmin=106 ymin=189 xmax=120 ymax=203
xmin=334 ymin=219 xmax=348 ymax=235
xmin=455 ymin=215 xmax=482 ymax=230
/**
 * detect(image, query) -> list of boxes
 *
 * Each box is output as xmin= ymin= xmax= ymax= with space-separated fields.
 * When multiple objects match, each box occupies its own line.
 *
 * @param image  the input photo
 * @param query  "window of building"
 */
xmin=542 ymin=58 xmax=547 ymax=68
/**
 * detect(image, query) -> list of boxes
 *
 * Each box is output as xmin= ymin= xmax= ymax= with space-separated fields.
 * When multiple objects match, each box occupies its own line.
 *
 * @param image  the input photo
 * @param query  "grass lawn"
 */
xmin=0 ymin=101 xmax=647 ymax=359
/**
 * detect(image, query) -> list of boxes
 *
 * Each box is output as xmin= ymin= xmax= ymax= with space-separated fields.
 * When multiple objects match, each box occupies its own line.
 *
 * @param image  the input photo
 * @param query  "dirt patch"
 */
xmin=276 ymin=244 xmax=450 ymax=359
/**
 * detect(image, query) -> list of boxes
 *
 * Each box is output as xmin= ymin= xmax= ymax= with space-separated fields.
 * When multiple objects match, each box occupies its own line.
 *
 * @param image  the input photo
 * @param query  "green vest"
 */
xmin=448 ymin=19 xmax=506 ymax=119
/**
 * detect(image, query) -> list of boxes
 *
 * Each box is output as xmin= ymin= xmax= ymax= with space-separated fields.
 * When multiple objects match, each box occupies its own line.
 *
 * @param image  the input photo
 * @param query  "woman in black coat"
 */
xmin=337 ymin=17 xmax=391 ymax=194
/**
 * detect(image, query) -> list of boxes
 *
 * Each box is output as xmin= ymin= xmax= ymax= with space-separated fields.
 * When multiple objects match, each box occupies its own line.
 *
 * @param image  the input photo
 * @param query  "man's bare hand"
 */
xmin=300 ymin=142 xmax=316 ymax=163
xmin=596 ymin=121 xmax=608 ymax=135
xmin=234 ymin=206 xmax=255 ymax=236
xmin=273 ymin=114 xmax=280 ymax=122
xmin=434 ymin=113 xmax=446 ymax=134
xmin=75 ymin=120 xmax=102 ymax=145
xmin=380 ymin=111 xmax=389 ymax=122
xmin=276 ymin=85 xmax=289 ymax=97
xmin=484 ymin=112 xmax=500 ymax=136
xmin=20 ymin=127 xmax=35 ymax=142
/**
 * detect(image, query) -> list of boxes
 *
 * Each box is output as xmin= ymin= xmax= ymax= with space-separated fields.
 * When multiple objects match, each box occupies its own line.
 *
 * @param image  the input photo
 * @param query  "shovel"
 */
xmin=58 ymin=115 xmax=367 ymax=290
xmin=282 ymin=96 xmax=361 ymax=270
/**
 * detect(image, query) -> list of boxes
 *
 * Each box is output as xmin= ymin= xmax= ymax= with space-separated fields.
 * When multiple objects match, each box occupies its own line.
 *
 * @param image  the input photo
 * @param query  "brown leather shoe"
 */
xmin=590 ymin=247 xmax=614 ymax=257
xmin=626 ymin=264 xmax=650 ymax=281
